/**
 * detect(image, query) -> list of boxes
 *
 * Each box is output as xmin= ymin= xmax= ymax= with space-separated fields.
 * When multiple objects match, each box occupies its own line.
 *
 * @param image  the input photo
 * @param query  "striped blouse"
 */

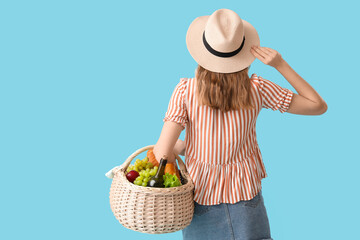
xmin=163 ymin=73 xmax=294 ymax=205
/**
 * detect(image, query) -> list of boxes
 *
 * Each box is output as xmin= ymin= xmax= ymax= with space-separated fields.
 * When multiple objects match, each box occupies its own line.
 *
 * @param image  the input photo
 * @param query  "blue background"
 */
xmin=1 ymin=0 xmax=359 ymax=239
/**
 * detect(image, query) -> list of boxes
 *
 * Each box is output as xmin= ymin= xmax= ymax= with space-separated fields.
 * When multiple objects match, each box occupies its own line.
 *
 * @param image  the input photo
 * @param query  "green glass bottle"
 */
xmin=147 ymin=155 xmax=168 ymax=188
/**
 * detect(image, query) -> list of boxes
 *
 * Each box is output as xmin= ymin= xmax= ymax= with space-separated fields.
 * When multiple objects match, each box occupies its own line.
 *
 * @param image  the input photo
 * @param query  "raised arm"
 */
xmin=251 ymin=45 xmax=328 ymax=115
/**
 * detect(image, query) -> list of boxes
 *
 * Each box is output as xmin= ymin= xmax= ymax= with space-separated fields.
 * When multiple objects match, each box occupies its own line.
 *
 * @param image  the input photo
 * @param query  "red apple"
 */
xmin=126 ymin=170 xmax=139 ymax=183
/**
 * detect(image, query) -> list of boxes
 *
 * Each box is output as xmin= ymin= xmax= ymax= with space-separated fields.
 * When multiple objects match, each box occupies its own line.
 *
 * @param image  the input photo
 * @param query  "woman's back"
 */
xmin=173 ymin=8 xmax=328 ymax=239
xmin=163 ymin=73 xmax=293 ymax=205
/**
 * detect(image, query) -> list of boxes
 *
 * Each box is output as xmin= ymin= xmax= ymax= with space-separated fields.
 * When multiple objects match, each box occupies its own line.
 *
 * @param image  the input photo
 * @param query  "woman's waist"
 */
xmin=185 ymin=144 xmax=261 ymax=166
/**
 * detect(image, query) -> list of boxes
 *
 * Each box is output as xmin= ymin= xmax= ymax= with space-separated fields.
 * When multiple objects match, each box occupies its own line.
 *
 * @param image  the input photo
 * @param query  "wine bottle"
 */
xmin=147 ymin=155 xmax=168 ymax=188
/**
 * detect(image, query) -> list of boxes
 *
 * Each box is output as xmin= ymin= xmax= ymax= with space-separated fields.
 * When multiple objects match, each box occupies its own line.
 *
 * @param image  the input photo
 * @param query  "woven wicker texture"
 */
xmin=109 ymin=145 xmax=195 ymax=234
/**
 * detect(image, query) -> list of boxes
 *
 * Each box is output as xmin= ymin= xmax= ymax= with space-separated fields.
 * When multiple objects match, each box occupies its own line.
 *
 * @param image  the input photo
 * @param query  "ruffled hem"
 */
xmin=163 ymin=116 xmax=186 ymax=129
xmin=185 ymin=145 xmax=267 ymax=205
xmin=278 ymin=89 xmax=294 ymax=113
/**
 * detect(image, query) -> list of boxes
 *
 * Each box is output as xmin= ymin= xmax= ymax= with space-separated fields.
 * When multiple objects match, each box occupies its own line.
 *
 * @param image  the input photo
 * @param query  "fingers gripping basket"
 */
xmin=107 ymin=145 xmax=195 ymax=234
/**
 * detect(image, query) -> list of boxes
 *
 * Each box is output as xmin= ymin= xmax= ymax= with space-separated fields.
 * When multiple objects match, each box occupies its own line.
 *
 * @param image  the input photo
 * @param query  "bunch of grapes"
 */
xmin=126 ymin=157 xmax=158 ymax=187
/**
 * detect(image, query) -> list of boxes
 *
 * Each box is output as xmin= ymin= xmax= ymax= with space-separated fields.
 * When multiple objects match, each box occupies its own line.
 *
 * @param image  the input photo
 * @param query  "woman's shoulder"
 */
xmin=180 ymin=77 xmax=193 ymax=82
xmin=179 ymin=77 xmax=194 ymax=88
xmin=250 ymin=73 xmax=261 ymax=80
xmin=173 ymin=78 xmax=191 ymax=95
xmin=250 ymin=73 xmax=262 ymax=86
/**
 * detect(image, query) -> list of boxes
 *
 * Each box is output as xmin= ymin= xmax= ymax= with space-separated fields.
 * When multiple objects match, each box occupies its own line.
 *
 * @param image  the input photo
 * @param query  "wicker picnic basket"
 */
xmin=106 ymin=145 xmax=195 ymax=234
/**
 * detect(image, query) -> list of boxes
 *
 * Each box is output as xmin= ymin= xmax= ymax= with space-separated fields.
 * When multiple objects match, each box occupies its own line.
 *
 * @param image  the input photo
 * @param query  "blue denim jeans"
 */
xmin=182 ymin=190 xmax=273 ymax=240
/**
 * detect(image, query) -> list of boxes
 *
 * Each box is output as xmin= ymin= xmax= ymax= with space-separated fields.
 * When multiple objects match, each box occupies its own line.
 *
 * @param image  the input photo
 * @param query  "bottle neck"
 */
xmin=155 ymin=158 xmax=167 ymax=177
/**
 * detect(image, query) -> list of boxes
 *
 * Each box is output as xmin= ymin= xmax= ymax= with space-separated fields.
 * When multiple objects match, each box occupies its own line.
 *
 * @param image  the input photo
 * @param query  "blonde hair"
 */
xmin=195 ymin=64 xmax=255 ymax=112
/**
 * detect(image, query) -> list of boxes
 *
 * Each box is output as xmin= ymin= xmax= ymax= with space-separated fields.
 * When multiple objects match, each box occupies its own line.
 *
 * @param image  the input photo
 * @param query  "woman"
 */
xmin=152 ymin=9 xmax=327 ymax=240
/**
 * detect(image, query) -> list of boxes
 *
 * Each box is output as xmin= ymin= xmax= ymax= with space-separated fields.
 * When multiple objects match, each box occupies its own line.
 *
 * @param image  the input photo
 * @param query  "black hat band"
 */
xmin=202 ymin=31 xmax=245 ymax=58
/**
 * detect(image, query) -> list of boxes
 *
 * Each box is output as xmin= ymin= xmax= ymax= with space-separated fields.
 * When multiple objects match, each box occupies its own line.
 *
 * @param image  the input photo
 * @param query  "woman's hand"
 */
xmin=250 ymin=45 xmax=284 ymax=69
xmin=153 ymin=147 xmax=177 ymax=164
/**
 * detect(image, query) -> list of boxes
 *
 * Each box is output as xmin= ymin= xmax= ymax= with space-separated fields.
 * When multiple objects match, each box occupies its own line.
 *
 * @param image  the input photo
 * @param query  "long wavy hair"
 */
xmin=195 ymin=64 xmax=255 ymax=112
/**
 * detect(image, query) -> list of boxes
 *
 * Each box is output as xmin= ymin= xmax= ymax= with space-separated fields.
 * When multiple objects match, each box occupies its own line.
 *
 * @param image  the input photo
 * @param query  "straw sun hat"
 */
xmin=186 ymin=8 xmax=260 ymax=73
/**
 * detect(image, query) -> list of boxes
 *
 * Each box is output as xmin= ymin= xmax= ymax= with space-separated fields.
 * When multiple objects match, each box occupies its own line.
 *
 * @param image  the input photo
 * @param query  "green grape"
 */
xmin=127 ymin=165 xmax=135 ymax=172
xmin=146 ymin=163 xmax=153 ymax=169
xmin=141 ymin=182 xmax=147 ymax=187
xmin=146 ymin=168 xmax=150 ymax=172
xmin=134 ymin=167 xmax=139 ymax=172
xmin=143 ymin=177 xmax=149 ymax=183
xmin=150 ymin=169 xmax=156 ymax=176
xmin=141 ymin=162 xmax=147 ymax=168
xmin=145 ymin=172 xmax=150 ymax=178
xmin=143 ymin=156 xmax=148 ymax=162
xmin=138 ymin=165 xmax=143 ymax=171
xmin=154 ymin=166 xmax=158 ymax=171
xmin=137 ymin=176 xmax=144 ymax=181
xmin=134 ymin=180 xmax=141 ymax=185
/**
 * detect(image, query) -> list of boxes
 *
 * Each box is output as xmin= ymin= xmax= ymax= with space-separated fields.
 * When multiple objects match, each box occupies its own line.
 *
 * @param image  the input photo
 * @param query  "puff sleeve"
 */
xmin=258 ymin=76 xmax=294 ymax=113
xmin=163 ymin=78 xmax=189 ymax=129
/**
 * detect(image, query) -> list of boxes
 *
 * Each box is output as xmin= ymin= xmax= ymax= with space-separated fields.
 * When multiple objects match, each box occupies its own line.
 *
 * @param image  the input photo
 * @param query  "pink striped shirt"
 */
xmin=163 ymin=73 xmax=294 ymax=205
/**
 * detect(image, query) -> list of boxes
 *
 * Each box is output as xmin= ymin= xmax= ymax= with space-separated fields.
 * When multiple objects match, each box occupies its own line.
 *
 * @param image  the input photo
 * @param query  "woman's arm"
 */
xmin=251 ymin=45 xmax=328 ymax=115
xmin=174 ymin=139 xmax=185 ymax=156
xmin=276 ymin=59 xmax=327 ymax=115
xmin=152 ymin=121 xmax=183 ymax=164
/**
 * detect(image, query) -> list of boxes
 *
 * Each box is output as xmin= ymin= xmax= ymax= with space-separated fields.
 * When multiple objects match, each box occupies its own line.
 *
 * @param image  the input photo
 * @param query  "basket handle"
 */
xmin=110 ymin=145 xmax=187 ymax=177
